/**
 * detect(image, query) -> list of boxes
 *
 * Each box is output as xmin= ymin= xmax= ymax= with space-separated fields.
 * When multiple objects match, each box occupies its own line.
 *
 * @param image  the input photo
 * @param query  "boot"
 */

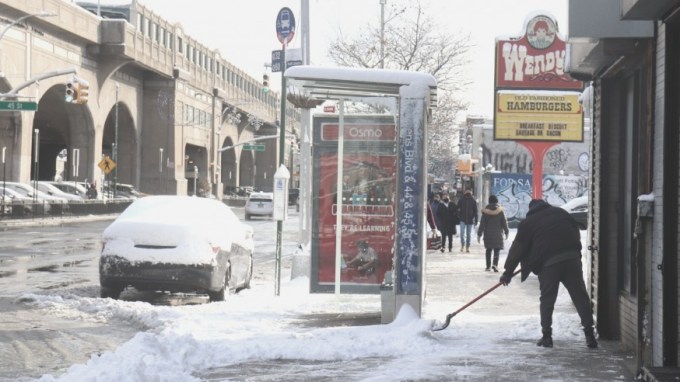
xmin=537 ymin=328 xmax=553 ymax=348
xmin=584 ymin=327 xmax=598 ymax=348
xmin=461 ymin=245 xmax=465 ymax=251
xmin=465 ymin=246 xmax=470 ymax=253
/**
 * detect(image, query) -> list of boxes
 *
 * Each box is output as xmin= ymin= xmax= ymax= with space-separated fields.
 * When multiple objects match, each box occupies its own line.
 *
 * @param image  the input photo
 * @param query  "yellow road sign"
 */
xmin=98 ymin=156 xmax=117 ymax=174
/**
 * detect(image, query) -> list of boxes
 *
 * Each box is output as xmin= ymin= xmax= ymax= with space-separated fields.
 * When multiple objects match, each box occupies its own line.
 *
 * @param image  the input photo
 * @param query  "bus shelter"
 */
xmin=285 ymin=66 xmax=437 ymax=321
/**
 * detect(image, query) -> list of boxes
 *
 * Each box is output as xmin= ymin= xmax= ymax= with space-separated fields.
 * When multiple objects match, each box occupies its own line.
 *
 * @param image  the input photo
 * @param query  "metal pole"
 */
xmin=211 ymin=88 xmax=217 ymax=198
xmin=33 ymin=129 xmax=39 ymax=214
xmin=299 ymin=0 xmax=311 ymax=247
xmin=380 ymin=0 xmax=386 ymax=69
xmin=159 ymin=148 xmax=164 ymax=194
xmin=334 ymin=99 xmax=345 ymax=295
xmin=275 ymin=43 xmax=287 ymax=296
xmin=114 ymin=82 xmax=119 ymax=199
xmin=2 ymin=147 xmax=5 ymax=216
xmin=194 ymin=166 xmax=198 ymax=196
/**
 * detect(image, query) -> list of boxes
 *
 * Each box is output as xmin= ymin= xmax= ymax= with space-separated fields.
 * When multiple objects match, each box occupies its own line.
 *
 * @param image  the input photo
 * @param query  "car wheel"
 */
xmin=245 ymin=214 xmax=251 ymax=220
xmin=100 ymin=285 xmax=123 ymax=299
xmin=208 ymin=266 xmax=231 ymax=302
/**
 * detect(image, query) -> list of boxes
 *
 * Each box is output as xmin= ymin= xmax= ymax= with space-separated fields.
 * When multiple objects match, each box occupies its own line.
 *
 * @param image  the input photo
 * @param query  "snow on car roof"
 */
xmin=103 ymin=196 xmax=247 ymax=256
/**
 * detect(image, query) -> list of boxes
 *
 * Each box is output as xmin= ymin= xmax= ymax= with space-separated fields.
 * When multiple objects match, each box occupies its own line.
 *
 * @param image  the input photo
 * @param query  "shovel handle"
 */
xmin=432 ymin=269 xmax=521 ymax=332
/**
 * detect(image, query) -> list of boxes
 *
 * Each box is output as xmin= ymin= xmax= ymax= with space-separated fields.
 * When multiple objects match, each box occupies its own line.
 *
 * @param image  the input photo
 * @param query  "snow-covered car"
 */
xmin=99 ymin=195 xmax=254 ymax=302
xmin=244 ymin=191 xmax=274 ymax=220
xmin=560 ymin=195 xmax=588 ymax=230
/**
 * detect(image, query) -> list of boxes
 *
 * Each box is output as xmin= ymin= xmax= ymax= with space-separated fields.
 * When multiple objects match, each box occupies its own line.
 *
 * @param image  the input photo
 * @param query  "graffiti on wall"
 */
xmin=490 ymin=172 xmax=588 ymax=227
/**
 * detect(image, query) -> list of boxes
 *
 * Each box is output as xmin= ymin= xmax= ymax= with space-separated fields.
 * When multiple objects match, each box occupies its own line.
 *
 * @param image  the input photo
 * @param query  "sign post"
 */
xmin=274 ymin=7 xmax=296 ymax=296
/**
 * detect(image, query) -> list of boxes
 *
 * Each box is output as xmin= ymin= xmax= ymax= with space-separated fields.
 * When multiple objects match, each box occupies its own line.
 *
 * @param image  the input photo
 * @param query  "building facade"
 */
xmin=567 ymin=0 xmax=680 ymax=378
xmin=0 ymin=0 xmax=299 ymax=198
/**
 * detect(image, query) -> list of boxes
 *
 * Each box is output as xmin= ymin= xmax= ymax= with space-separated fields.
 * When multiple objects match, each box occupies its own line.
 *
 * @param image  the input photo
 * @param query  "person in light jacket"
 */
xmin=477 ymin=195 xmax=509 ymax=272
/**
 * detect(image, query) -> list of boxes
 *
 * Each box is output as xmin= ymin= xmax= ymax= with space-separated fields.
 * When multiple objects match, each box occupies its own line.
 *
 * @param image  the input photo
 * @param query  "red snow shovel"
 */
xmin=431 ymin=269 xmax=521 ymax=331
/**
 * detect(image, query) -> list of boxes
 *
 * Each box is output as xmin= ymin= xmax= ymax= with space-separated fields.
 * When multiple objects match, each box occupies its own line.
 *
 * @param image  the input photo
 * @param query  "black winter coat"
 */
xmin=503 ymin=200 xmax=582 ymax=282
xmin=477 ymin=203 xmax=509 ymax=249
xmin=436 ymin=201 xmax=459 ymax=235
xmin=457 ymin=193 xmax=478 ymax=225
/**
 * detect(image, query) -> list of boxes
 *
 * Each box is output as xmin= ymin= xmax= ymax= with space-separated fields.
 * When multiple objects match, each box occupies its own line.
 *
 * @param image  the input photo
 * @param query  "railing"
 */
xmin=0 ymin=199 xmax=133 ymax=220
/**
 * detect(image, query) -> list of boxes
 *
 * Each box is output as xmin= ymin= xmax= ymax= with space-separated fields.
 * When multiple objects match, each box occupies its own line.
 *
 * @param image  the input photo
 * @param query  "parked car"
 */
xmin=244 ymin=191 xmax=274 ymax=220
xmin=560 ymin=195 xmax=588 ymax=230
xmin=36 ymin=181 xmax=83 ymax=201
xmin=0 ymin=187 xmax=36 ymax=215
xmin=46 ymin=181 xmax=89 ymax=199
xmin=102 ymin=182 xmax=146 ymax=200
xmin=99 ymin=195 xmax=254 ymax=302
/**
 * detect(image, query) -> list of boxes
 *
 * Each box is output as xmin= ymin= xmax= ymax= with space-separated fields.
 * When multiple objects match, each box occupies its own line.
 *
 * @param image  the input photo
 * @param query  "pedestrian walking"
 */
xmin=477 ymin=195 xmax=509 ymax=272
xmin=436 ymin=194 xmax=459 ymax=253
xmin=499 ymin=198 xmax=598 ymax=349
xmin=456 ymin=189 xmax=478 ymax=252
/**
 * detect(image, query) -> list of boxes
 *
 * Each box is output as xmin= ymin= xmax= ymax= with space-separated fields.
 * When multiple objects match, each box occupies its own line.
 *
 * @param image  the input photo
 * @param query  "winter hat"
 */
xmin=529 ymin=199 xmax=544 ymax=209
xmin=489 ymin=195 xmax=498 ymax=204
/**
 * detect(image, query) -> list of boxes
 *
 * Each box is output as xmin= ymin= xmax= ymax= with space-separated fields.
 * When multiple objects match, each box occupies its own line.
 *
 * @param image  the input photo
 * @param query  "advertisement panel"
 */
xmin=311 ymin=115 xmax=397 ymax=294
xmin=495 ymin=90 xmax=583 ymax=142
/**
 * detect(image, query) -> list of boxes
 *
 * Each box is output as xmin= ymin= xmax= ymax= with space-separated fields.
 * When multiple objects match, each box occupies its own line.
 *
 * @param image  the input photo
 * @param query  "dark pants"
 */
xmin=442 ymin=233 xmax=453 ymax=251
xmin=485 ymin=248 xmax=500 ymax=268
xmin=537 ymin=257 xmax=595 ymax=333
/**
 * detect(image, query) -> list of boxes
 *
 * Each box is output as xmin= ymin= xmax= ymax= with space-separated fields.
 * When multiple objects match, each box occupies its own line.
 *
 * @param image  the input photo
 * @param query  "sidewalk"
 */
xmin=422 ymin=240 xmax=637 ymax=381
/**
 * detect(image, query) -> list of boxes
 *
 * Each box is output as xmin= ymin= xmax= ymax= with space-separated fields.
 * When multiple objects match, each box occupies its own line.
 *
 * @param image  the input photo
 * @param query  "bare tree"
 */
xmin=327 ymin=1 xmax=472 ymax=180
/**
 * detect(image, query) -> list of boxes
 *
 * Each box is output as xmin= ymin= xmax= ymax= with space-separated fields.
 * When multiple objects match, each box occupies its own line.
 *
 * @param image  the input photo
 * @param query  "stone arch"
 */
xmin=102 ymin=101 xmax=137 ymax=185
xmin=32 ymin=84 xmax=95 ymax=182
xmin=220 ymin=136 xmax=237 ymax=191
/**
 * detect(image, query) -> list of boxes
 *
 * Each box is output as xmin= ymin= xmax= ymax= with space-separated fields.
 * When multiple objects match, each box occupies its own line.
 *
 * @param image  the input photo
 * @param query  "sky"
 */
xmin=92 ymin=0 xmax=568 ymax=118
xmin=16 ymin=201 xmax=631 ymax=381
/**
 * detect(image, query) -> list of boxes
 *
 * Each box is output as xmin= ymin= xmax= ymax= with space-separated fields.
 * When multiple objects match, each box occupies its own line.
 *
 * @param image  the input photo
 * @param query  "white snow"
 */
xmin=24 ymin=211 xmax=607 ymax=382
xmin=101 ymin=196 xmax=253 ymax=264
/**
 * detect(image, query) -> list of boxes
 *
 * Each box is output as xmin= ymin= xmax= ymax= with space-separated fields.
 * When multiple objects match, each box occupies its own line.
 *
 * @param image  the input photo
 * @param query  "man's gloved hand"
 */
xmin=500 ymin=271 xmax=513 ymax=286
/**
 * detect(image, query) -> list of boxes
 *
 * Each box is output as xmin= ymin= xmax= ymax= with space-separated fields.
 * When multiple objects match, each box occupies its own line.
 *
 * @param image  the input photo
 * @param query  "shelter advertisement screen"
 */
xmin=311 ymin=115 xmax=397 ymax=294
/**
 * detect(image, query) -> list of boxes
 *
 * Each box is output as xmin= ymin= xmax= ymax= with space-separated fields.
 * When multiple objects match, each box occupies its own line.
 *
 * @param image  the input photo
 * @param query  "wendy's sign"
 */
xmin=495 ymin=14 xmax=582 ymax=90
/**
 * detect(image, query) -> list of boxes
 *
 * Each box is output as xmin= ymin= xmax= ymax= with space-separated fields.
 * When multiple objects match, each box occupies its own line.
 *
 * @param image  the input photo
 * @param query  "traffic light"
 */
xmin=262 ymin=73 xmax=269 ymax=93
xmin=75 ymin=77 xmax=89 ymax=104
xmin=65 ymin=81 xmax=77 ymax=103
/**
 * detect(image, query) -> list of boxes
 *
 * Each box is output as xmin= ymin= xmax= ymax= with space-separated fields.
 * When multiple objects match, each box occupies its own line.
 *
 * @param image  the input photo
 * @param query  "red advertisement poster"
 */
xmin=311 ymin=115 xmax=396 ymax=293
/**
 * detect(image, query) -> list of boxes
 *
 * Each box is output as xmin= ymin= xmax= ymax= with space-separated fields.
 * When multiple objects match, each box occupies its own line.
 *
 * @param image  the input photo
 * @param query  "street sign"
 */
xmin=243 ymin=144 xmax=265 ymax=151
xmin=0 ymin=101 xmax=37 ymax=111
xmin=276 ymin=7 xmax=296 ymax=45
xmin=271 ymin=48 xmax=302 ymax=73
xmin=271 ymin=50 xmax=282 ymax=73
xmin=98 ymin=156 xmax=117 ymax=174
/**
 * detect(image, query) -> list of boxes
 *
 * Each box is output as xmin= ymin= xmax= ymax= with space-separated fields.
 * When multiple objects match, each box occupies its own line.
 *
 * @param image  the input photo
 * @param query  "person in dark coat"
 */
xmin=436 ymin=194 xmax=459 ymax=253
xmin=477 ymin=195 xmax=509 ymax=272
xmin=499 ymin=199 xmax=598 ymax=349
xmin=430 ymin=193 xmax=443 ymax=229
xmin=456 ymin=189 xmax=478 ymax=252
